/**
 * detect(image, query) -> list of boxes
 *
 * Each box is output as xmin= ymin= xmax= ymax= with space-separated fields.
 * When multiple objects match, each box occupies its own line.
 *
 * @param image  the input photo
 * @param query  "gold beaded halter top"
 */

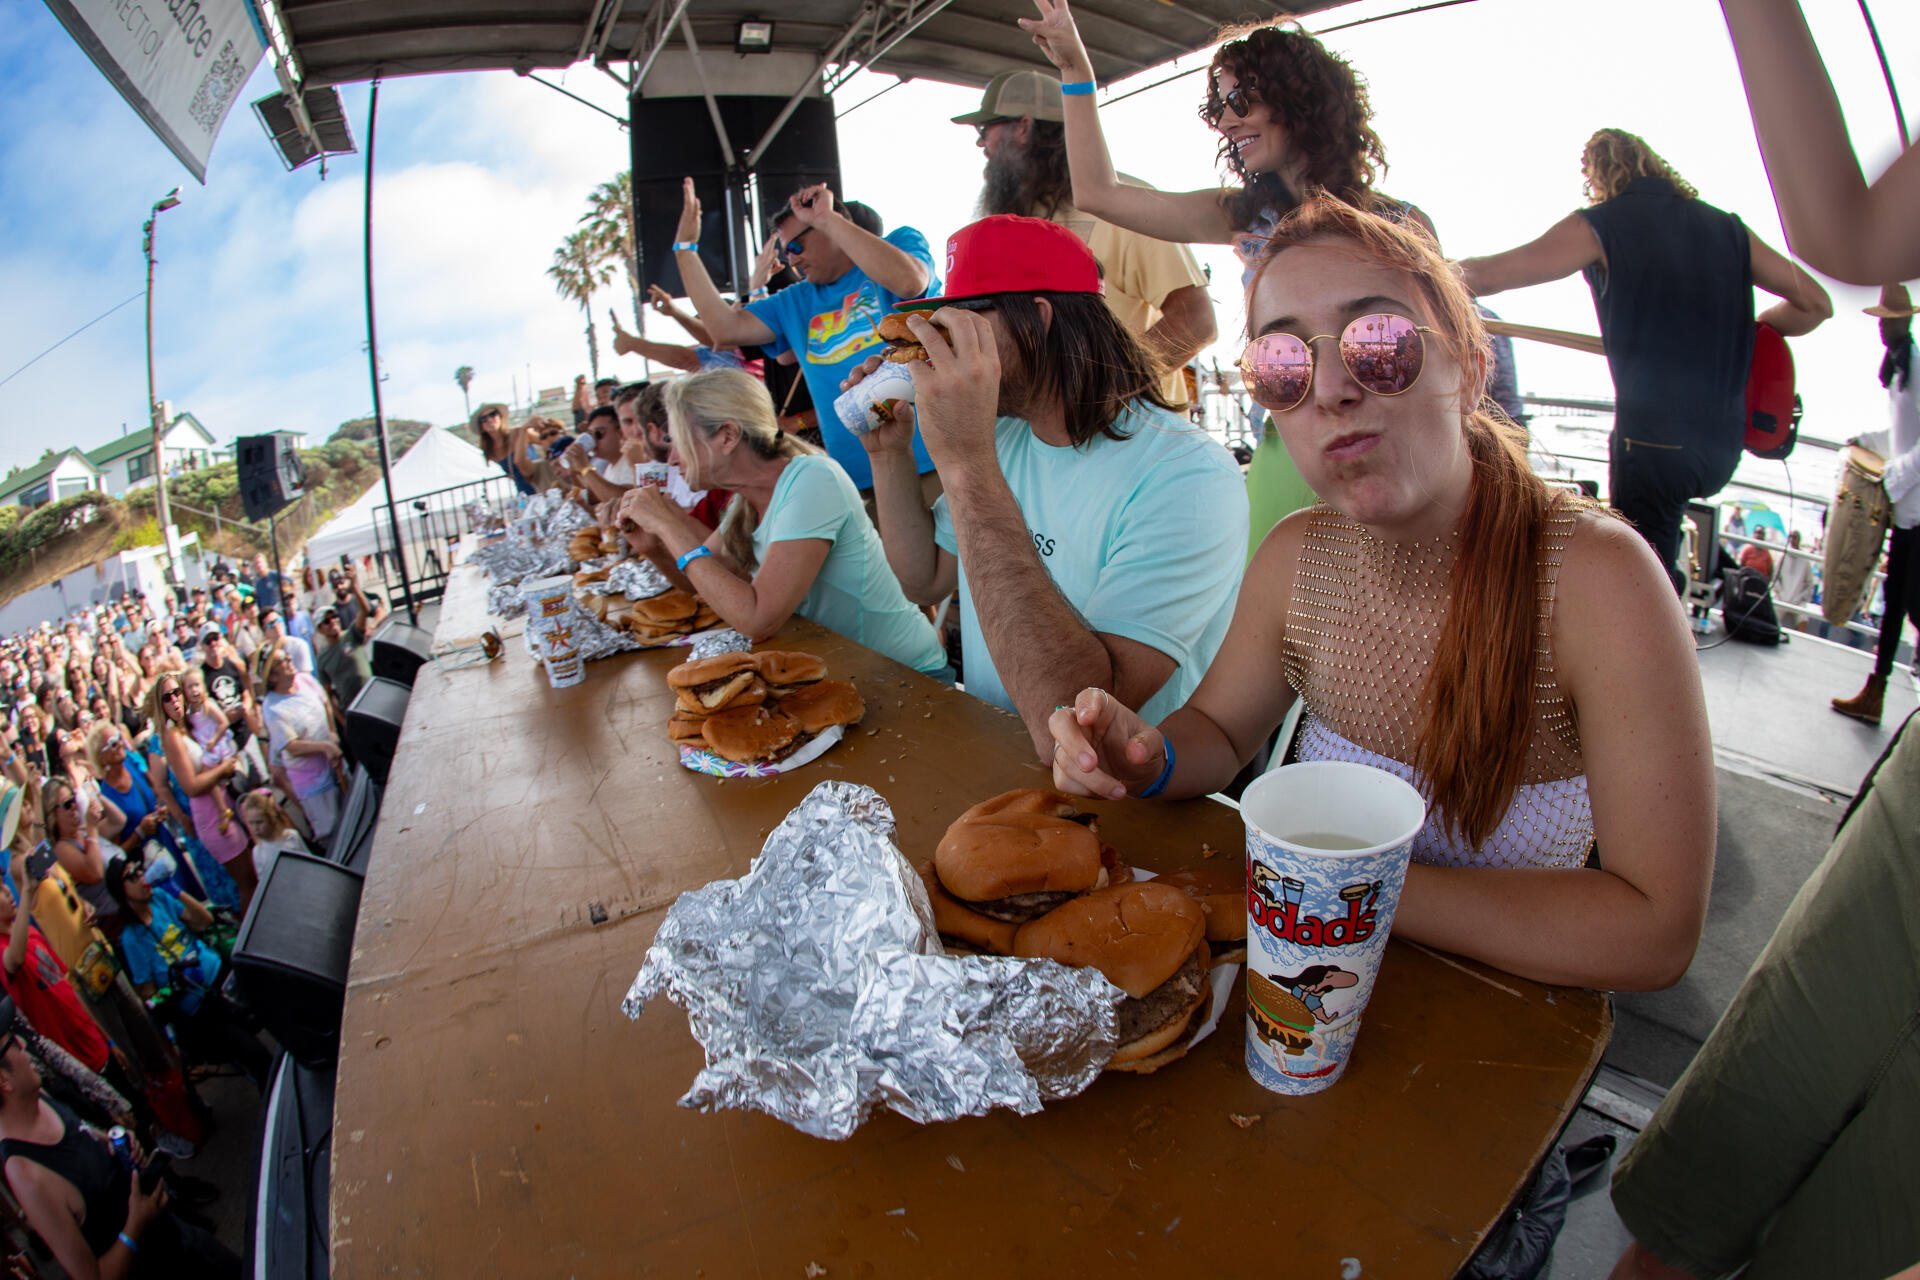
xmin=1281 ymin=502 xmax=1594 ymax=869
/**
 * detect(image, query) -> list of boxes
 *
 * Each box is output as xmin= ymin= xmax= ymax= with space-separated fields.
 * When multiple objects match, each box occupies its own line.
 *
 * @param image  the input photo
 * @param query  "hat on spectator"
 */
xmin=0 ymin=782 xmax=23 ymax=852
xmin=318 ymin=607 xmax=341 ymax=626
xmin=895 ymin=215 xmax=1102 ymax=311
xmin=1865 ymin=283 xmax=1918 ymax=319
xmin=202 ymin=625 xmax=223 ymax=643
xmin=951 ymin=70 xmax=1065 ymax=125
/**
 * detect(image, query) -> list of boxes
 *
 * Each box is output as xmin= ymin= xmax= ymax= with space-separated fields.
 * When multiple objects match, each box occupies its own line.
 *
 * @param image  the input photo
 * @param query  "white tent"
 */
xmin=303 ymin=428 xmax=504 ymax=563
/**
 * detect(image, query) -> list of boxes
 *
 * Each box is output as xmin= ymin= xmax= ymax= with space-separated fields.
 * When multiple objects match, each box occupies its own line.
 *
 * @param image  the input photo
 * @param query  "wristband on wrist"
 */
xmin=671 ymin=240 xmax=698 ymax=253
xmin=118 ymin=1232 xmax=140 ymax=1254
xmin=676 ymin=546 xmax=714 ymax=573
xmin=1059 ymin=80 xmax=1095 ymax=96
xmin=1136 ymin=736 xmax=1176 ymax=798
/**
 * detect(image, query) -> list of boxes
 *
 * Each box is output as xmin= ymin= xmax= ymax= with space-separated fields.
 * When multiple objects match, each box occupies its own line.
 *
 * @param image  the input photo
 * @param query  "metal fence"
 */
xmin=370 ymin=474 xmax=520 ymax=602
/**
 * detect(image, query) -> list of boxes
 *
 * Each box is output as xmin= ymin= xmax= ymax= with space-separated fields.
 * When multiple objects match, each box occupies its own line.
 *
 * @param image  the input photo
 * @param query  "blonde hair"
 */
xmin=663 ymin=369 xmax=822 ymax=574
xmin=1582 ymin=128 xmax=1698 ymax=204
xmin=84 ymin=721 xmax=122 ymax=774
xmin=240 ymin=789 xmax=294 ymax=841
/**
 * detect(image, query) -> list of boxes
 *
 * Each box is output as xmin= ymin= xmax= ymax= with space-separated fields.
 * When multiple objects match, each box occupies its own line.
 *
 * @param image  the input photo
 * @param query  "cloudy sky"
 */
xmin=1 ymin=0 xmax=1913 ymax=490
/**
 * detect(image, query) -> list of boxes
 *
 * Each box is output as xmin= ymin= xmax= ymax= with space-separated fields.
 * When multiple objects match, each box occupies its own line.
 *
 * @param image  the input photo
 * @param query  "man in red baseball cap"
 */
xmin=854 ymin=214 xmax=1247 ymax=760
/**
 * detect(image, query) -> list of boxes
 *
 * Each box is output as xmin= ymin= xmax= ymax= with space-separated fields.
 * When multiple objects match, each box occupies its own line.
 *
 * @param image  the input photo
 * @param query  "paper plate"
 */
xmin=677 ymin=725 xmax=848 ymax=778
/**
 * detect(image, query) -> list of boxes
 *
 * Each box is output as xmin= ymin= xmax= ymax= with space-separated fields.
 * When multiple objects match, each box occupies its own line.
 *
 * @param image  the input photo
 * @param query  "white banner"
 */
xmin=42 ymin=0 xmax=268 ymax=182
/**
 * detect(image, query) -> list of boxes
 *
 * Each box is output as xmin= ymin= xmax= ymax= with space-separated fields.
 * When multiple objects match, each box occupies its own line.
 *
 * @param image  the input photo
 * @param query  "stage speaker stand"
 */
xmin=247 ymin=1050 xmax=335 ymax=1279
xmin=370 ymin=616 xmax=433 ymax=686
xmin=344 ymin=677 xmax=410 ymax=786
xmin=230 ymin=852 xmax=363 ymax=1066
xmin=236 ymin=434 xmax=307 ymax=522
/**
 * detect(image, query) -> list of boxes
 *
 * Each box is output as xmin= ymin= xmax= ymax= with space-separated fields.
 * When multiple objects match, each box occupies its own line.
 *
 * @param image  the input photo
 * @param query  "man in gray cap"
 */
xmin=954 ymin=69 xmax=1216 ymax=410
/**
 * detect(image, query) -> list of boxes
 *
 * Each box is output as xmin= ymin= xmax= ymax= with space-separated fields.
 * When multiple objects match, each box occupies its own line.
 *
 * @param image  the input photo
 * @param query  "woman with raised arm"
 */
xmin=1047 ymin=199 xmax=1716 ymax=992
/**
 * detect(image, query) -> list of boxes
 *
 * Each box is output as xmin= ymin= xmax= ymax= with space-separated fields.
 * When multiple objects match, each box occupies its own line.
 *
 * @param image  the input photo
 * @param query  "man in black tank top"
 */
xmin=0 ymin=1000 xmax=238 ymax=1277
xmin=1461 ymin=129 xmax=1830 ymax=591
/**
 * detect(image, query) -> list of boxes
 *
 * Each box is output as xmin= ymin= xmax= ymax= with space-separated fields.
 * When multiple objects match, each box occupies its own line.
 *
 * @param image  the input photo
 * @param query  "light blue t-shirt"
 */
xmin=933 ymin=402 xmax=1248 ymax=726
xmin=753 ymin=454 xmax=948 ymax=673
xmin=746 ymin=227 xmax=940 ymax=490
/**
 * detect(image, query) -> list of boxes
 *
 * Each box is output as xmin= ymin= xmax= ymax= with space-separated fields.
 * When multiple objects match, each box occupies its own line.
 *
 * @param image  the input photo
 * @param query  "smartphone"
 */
xmin=139 ymin=1150 xmax=171 ymax=1194
xmin=25 ymin=840 xmax=54 ymax=881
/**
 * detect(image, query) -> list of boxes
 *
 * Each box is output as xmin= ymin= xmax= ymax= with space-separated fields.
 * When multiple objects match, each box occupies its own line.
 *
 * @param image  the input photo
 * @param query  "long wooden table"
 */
xmin=331 ymin=563 xmax=1610 ymax=1277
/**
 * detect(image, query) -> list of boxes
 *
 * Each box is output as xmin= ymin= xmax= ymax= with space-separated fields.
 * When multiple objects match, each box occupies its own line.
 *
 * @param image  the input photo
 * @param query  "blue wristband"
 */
xmin=118 ymin=1232 xmax=140 ymax=1255
xmin=675 ymin=546 xmax=714 ymax=573
xmin=1059 ymin=80 xmax=1095 ymax=96
xmin=1136 ymin=736 xmax=1176 ymax=798
xmin=671 ymin=240 xmax=698 ymax=253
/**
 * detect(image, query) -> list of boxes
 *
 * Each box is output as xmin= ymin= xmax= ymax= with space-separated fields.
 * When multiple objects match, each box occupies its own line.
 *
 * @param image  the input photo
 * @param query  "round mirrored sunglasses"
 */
xmin=1236 ymin=313 xmax=1438 ymax=413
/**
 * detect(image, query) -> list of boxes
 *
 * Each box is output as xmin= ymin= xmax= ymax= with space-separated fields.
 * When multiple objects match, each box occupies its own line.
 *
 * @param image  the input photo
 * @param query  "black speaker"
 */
xmin=370 ymin=617 xmax=432 ymax=687
xmin=231 ymin=852 xmax=363 ymax=1066
xmin=248 ymin=1051 xmax=334 ymax=1279
xmin=330 ymin=765 xmax=384 ymax=876
xmin=344 ymin=676 xmax=410 ymax=786
xmin=632 ymin=94 xmax=841 ymax=296
xmin=236 ymin=434 xmax=307 ymax=522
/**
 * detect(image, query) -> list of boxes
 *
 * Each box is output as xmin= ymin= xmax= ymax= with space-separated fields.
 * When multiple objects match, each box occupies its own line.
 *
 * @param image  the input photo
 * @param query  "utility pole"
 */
xmin=143 ymin=187 xmax=182 ymax=592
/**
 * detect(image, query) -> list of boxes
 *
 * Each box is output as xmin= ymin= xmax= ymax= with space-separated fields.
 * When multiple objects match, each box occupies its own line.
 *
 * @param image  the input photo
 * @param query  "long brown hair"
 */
xmin=1257 ymin=197 xmax=1597 ymax=848
xmin=991 ymin=292 xmax=1172 ymax=445
xmin=664 ymin=369 xmax=822 ymax=574
xmin=1207 ymin=22 xmax=1386 ymax=234
xmin=1582 ymin=128 xmax=1698 ymax=204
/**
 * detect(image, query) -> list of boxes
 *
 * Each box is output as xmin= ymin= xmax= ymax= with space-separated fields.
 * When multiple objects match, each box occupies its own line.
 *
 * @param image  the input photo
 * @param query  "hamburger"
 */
xmin=667 ymin=711 xmax=708 ymax=743
xmin=668 ymin=653 xmax=767 ymax=714
xmin=776 ymin=679 xmax=864 ymax=735
xmin=876 ymin=311 xmax=953 ymax=364
xmin=924 ymin=790 xmax=1112 ymax=953
xmin=700 ymin=704 xmax=801 ymax=763
xmin=625 ymin=589 xmax=701 ymax=640
xmin=1154 ymin=866 xmax=1248 ymax=965
xmin=753 ymin=651 xmax=827 ymax=697
xmin=1013 ymin=882 xmax=1213 ymax=1073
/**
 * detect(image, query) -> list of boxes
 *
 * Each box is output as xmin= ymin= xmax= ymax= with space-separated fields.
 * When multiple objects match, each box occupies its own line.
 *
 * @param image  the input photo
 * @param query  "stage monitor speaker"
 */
xmin=249 ymin=1051 xmax=335 ymax=1279
xmin=632 ymin=94 xmax=840 ymax=297
xmin=236 ymin=434 xmax=307 ymax=522
xmin=231 ymin=852 xmax=363 ymax=1066
xmin=331 ymin=765 xmax=384 ymax=876
xmin=344 ymin=676 xmax=411 ymax=786
xmin=370 ymin=617 xmax=432 ymax=687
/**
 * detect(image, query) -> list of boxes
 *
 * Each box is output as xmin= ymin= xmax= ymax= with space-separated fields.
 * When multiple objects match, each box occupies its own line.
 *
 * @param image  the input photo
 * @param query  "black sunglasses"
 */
xmin=1202 ymin=85 xmax=1254 ymax=125
xmin=972 ymin=117 xmax=1014 ymax=141
xmin=783 ymin=227 xmax=814 ymax=258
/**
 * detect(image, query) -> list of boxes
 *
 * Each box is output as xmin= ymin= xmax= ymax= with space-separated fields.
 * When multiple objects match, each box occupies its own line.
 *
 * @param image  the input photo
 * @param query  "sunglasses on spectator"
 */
xmin=1236 ymin=314 xmax=1439 ymax=412
xmin=973 ymin=118 xmax=1014 ymax=141
xmin=1202 ymin=86 xmax=1255 ymax=125
xmin=783 ymin=228 xmax=814 ymax=258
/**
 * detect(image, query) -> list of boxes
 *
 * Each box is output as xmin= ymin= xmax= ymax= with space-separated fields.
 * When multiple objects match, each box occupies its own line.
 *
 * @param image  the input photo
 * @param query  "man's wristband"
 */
xmin=671 ymin=241 xmax=698 ymax=253
xmin=118 ymin=1232 xmax=140 ymax=1254
xmin=1060 ymin=80 xmax=1096 ymax=96
xmin=676 ymin=546 xmax=714 ymax=573
xmin=1136 ymin=736 xmax=1176 ymax=798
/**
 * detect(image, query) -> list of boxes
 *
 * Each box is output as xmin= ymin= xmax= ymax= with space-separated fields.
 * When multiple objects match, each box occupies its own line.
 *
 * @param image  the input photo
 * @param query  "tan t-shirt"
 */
xmin=1043 ymin=178 xmax=1211 ymax=406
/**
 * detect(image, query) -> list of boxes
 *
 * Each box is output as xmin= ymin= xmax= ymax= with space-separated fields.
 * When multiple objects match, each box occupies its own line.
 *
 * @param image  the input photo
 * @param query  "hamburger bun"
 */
xmin=933 ymin=790 xmax=1103 ymax=906
xmin=1011 ymin=881 xmax=1206 ymax=1000
xmin=667 ymin=712 xmax=708 ymax=742
xmin=667 ymin=653 xmax=769 ymax=711
xmin=700 ymin=704 xmax=800 ymax=763
xmin=915 ymin=860 xmax=1018 ymax=956
xmin=668 ymin=652 xmax=758 ymax=689
xmin=877 ymin=311 xmax=951 ymax=363
xmin=754 ymin=651 xmax=827 ymax=692
xmin=777 ymin=680 xmax=864 ymax=734
xmin=632 ymin=590 xmax=699 ymax=626
xmin=674 ymin=678 xmax=766 ymax=715
xmin=1154 ymin=866 xmax=1248 ymax=944
xmin=1109 ymin=964 xmax=1213 ymax=1074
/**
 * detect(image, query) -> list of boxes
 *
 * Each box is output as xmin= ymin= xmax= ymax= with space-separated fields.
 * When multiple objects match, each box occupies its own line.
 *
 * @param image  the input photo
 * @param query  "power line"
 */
xmin=0 ymin=292 xmax=144 ymax=390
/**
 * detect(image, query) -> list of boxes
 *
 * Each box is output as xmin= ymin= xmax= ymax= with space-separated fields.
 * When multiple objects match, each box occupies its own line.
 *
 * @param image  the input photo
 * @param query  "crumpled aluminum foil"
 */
xmin=471 ymin=537 xmax=569 ymax=590
xmin=519 ymin=599 xmax=642 ymax=663
xmin=688 ymin=629 xmax=752 ymax=660
xmin=624 ymin=781 xmax=1124 ymax=1139
xmin=607 ymin=558 xmax=673 ymax=600
xmin=486 ymin=583 xmax=528 ymax=619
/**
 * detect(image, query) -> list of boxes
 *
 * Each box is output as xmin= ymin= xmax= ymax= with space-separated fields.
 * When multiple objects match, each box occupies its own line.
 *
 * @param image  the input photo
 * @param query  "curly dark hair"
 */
xmin=1204 ymin=22 xmax=1387 ymax=233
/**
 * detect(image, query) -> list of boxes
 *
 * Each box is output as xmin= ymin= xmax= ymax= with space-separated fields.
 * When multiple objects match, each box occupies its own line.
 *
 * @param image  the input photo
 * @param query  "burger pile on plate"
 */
xmin=666 ymin=650 xmax=865 ymax=765
xmin=917 ymin=789 xmax=1245 ymax=1074
xmin=615 ymin=589 xmax=721 ymax=642
xmin=568 ymin=529 xmax=619 ymax=562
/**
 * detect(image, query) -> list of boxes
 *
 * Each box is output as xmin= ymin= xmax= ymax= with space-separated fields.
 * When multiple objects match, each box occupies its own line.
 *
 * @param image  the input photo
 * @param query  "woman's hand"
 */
xmin=320 ymin=742 xmax=343 ymax=763
xmin=135 ymin=812 xmax=161 ymax=838
xmin=646 ymin=283 xmax=677 ymax=315
xmin=618 ymin=484 xmax=682 ymax=540
xmin=1019 ymin=0 xmax=1095 ymax=80
xmin=1048 ymin=687 xmax=1166 ymax=800
xmin=675 ymin=178 xmax=701 ymax=245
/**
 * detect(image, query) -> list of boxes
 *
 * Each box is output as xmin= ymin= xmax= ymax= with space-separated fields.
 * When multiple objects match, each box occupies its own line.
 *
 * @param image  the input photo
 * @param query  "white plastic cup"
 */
xmin=832 ymin=361 xmax=916 ymax=438
xmin=1238 ymin=761 xmax=1427 ymax=1095
xmin=543 ymin=646 xmax=584 ymax=688
xmin=520 ymin=574 xmax=585 ymax=689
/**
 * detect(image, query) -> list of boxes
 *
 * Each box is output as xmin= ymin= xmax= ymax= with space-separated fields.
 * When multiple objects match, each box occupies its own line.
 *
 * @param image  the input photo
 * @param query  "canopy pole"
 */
xmin=363 ymin=77 xmax=418 ymax=627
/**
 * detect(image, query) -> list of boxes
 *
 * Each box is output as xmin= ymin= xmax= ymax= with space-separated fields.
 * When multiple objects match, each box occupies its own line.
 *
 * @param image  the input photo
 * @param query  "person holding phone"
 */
xmin=0 ymin=845 xmax=110 ymax=1084
xmin=0 ymin=994 xmax=238 ymax=1278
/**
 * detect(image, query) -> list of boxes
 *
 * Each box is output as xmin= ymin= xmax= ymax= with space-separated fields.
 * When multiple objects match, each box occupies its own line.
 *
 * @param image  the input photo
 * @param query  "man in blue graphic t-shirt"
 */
xmin=670 ymin=178 xmax=942 ymax=498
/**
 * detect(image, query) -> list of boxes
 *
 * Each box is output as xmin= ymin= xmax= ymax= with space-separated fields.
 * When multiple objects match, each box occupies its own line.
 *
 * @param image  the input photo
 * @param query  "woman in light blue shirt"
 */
xmin=618 ymin=368 xmax=948 ymax=674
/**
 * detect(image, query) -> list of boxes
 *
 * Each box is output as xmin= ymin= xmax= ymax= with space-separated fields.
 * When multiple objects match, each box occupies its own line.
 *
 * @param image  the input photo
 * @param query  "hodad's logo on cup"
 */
xmin=1238 ymin=761 xmax=1426 ymax=1096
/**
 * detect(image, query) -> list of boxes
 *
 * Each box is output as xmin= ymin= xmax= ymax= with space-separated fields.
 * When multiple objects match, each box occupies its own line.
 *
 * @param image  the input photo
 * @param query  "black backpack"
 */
xmin=1721 ymin=565 xmax=1783 ymax=645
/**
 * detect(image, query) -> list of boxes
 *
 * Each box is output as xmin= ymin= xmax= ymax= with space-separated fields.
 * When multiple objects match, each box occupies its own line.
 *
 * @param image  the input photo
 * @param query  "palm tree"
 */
xmin=454 ymin=365 xmax=475 ymax=420
xmin=548 ymin=229 xmax=616 ymax=380
xmin=581 ymin=172 xmax=643 ymax=332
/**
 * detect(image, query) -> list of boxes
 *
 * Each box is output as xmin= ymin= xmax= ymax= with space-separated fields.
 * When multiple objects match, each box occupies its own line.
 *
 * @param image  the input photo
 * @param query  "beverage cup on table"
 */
xmin=520 ymin=574 xmax=585 ymax=689
xmin=1239 ymin=761 xmax=1427 ymax=1095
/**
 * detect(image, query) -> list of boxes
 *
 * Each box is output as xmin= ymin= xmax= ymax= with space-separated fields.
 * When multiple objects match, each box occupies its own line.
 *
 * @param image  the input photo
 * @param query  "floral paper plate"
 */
xmin=677 ymin=725 xmax=847 ymax=778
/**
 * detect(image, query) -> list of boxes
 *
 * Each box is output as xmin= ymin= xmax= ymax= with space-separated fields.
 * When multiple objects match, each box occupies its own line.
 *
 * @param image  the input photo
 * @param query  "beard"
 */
xmin=978 ymin=147 xmax=1030 ymax=218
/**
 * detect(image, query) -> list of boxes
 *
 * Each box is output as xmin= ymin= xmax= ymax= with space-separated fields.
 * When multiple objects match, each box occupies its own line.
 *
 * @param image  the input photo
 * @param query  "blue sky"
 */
xmin=2 ymin=0 xmax=1914 ymax=489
